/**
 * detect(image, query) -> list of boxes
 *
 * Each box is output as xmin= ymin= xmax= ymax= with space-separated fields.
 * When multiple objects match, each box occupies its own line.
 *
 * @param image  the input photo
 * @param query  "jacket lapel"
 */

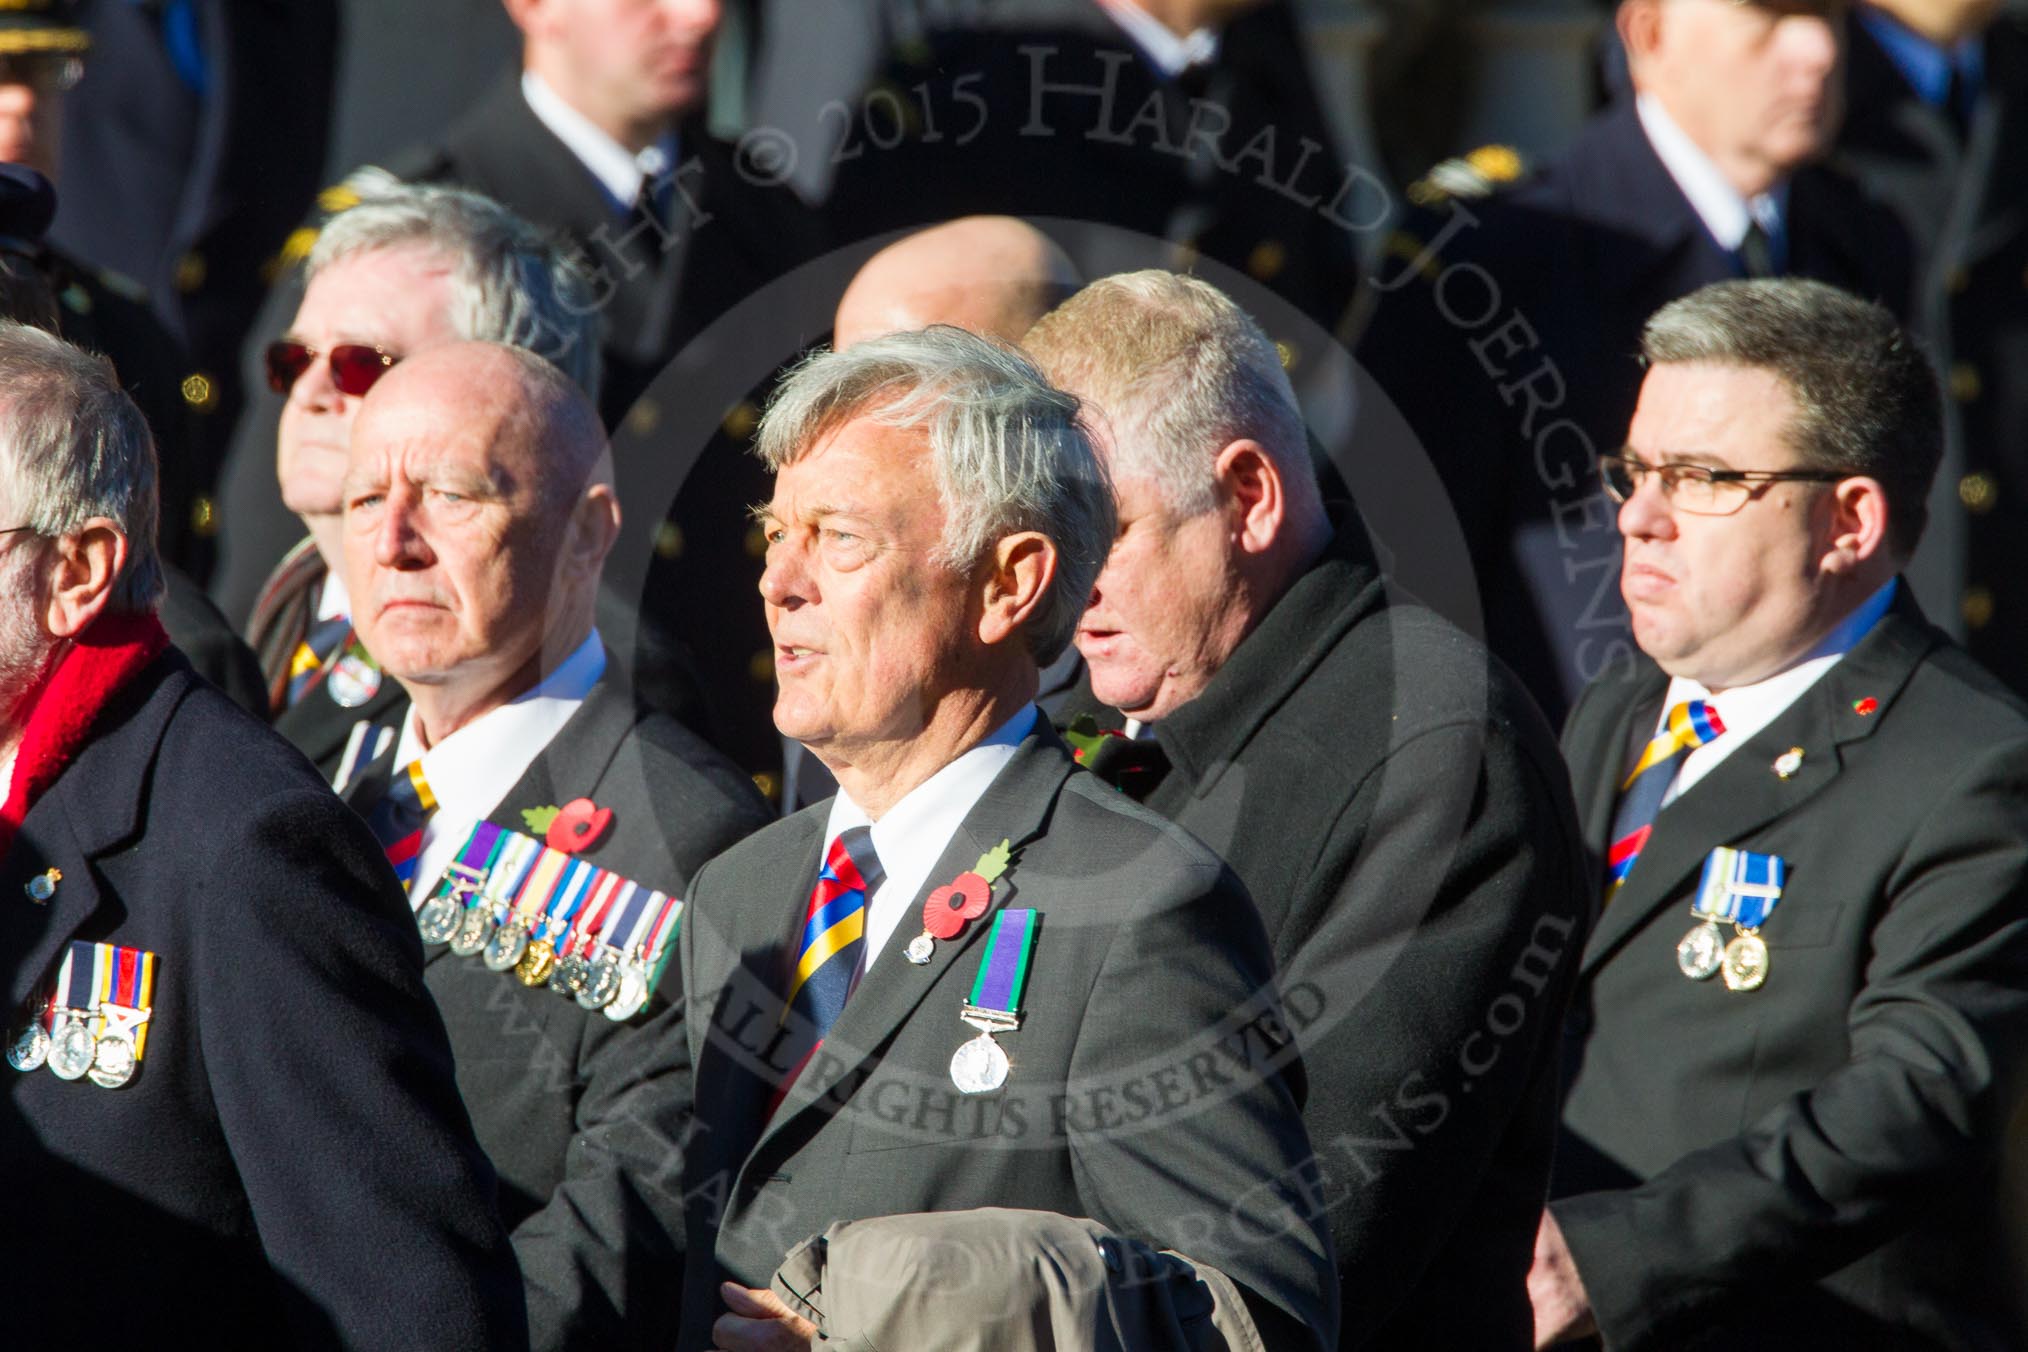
xmin=1581 ymin=603 xmax=1938 ymax=975
xmin=747 ymin=729 xmax=1075 ymax=1159
xmin=2 ymin=659 xmax=178 ymax=1011
xmin=484 ymin=670 xmax=640 ymax=832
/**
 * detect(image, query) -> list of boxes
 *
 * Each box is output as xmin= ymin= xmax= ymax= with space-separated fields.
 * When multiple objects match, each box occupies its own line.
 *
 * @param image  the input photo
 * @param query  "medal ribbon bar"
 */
xmin=964 ymin=908 xmax=1038 ymax=1032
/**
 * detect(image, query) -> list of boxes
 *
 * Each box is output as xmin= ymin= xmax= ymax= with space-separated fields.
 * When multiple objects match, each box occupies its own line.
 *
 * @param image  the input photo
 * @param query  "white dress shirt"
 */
xmin=1658 ymin=580 xmax=1897 ymax=807
xmin=315 ymin=568 xmax=350 ymax=624
xmin=396 ymin=631 xmax=606 ymax=905
xmin=1636 ymin=93 xmax=1784 ymax=253
xmin=1094 ymin=0 xmax=1220 ymax=77
xmin=821 ymin=704 xmax=1039 ymax=976
xmin=521 ymin=70 xmax=677 ymax=212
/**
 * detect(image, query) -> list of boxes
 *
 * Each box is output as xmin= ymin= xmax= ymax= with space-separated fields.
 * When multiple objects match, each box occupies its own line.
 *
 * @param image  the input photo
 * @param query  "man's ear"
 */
xmin=500 ymin=0 xmax=547 ymax=40
xmin=1818 ymin=476 xmax=1891 ymax=576
xmin=42 ymin=519 xmax=127 ymax=639
xmin=1617 ymin=0 xmax=1661 ymax=69
xmin=978 ymin=531 xmax=1057 ymax=648
xmin=563 ymin=481 xmax=623 ymax=582
xmin=1212 ymin=439 xmax=1287 ymax=558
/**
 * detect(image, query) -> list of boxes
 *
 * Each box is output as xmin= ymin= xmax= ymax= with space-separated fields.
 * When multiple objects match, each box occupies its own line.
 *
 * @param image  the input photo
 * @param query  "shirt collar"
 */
xmin=1660 ymin=578 xmax=1898 ymax=734
xmin=1635 ymin=92 xmax=1784 ymax=251
xmin=1858 ymin=7 xmax=1984 ymax=109
xmin=520 ymin=70 xmax=679 ymax=212
xmin=394 ymin=629 xmax=606 ymax=819
xmin=316 ymin=567 xmax=351 ymax=624
xmin=1094 ymin=0 xmax=1221 ymax=79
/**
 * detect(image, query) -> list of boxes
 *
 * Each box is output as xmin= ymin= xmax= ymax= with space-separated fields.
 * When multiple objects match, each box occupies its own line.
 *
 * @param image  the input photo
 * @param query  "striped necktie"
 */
xmin=784 ymin=826 xmax=885 ymax=1041
xmin=365 ymin=760 xmax=438 ymax=890
xmin=1604 ymin=700 xmax=1725 ymax=896
xmin=286 ymin=615 xmax=353 ymax=706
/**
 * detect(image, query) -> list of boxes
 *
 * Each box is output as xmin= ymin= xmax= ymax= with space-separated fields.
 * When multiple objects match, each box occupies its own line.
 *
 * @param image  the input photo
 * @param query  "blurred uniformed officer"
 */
xmin=1833 ymin=0 xmax=2028 ymax=694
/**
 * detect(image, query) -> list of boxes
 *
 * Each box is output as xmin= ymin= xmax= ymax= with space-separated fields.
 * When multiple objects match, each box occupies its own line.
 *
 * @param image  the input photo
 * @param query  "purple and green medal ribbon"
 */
xmin=444 ymin=821 xmax=507 ymax=899
xmin=969 ymin=909 xmax=1039 ymax=1016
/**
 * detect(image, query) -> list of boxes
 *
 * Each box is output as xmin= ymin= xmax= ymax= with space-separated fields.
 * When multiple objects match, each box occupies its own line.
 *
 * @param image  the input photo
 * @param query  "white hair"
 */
xmin=309 ymin=182 xmax=604 ymax=402
xmin=755 ymin=326 xmax=1114 ymax=665
xmin=1024 ymin=270 xmax=1318 ymax=523
xmin=0 ymin=322 xmax=162 ymax=612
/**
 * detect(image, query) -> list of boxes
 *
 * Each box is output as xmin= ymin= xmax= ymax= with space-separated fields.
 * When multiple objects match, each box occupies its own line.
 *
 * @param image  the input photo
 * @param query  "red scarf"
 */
xmin=0 ymin=611 xmax=170 ymax=858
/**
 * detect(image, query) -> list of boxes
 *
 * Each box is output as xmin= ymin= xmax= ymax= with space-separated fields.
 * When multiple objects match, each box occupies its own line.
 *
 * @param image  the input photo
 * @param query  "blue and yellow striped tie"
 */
xmin=1605 ymin=700 xmax=1725 ymax=896
xmin=783 ymin=826 xmax=884 ymax=1040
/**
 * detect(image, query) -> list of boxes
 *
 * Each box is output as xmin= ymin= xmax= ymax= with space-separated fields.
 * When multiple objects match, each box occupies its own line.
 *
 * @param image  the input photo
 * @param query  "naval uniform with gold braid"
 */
xmin=1552 ymin=589 xmax=2028 ymax=1349
xmin=343 ymin=666 xmax=769 ymax=1352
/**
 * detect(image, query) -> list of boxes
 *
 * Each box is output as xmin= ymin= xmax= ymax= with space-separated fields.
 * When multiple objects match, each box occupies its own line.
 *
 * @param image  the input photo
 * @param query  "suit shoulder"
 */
xmin=1898 ymin=639 xmax=2028 ymax=747
xmin=621 ymin=708 xmax=773 ymax=838
xmin=1055 ymin=768 xmax=1231 ymax=880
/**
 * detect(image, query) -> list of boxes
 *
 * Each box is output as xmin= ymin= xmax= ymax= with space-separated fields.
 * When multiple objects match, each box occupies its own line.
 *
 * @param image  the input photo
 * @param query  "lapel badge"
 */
xmin=907 ymin=839 xmax=1014 ymax=964
xmin=24 ymin=867 xmax=60 ymax=904
xmin=1852 ymin=697 xmax=1879 ymax=717
xmin=523 ymin=799 xmax=615 ymax=855
xmin=1772 ymin=747 xmax=1805 ymax=780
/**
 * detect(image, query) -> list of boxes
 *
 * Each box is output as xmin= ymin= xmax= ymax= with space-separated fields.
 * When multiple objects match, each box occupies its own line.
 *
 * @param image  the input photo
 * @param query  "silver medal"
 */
xmin=449 ymin=903 xmax=495 ymax=957
xmin=577 ymin=950 xmax=622 ymax=1010
xmin=904 ymin=932 xmax=934 ymax=965
xmin=950 ymin=1032 xmax=1009 ymax=1094
xmin=48 ymin=1014 xmax=96 ymax=1081
xmin=1722 ymin=930 xmax=1770 ymax=992
xmin=326 ymin=653 xmax=382 ymax=709
xmin=482 ymin=917 xmax=529 ymax=972
xmin=549 ymin=953 xmax=591 ymax=999
xmin=88 ymin=1033 xmax=136 ymax=1089
xmin=602 ymin=957 xmax=650 ymax=1022
xmin=1676 ymin=920 xmax=1726 ymax=980
xmin=7 ymin=1022 xmax=49 ymax=1073
xmin=416 ymin=894 xmax=463 ymax=945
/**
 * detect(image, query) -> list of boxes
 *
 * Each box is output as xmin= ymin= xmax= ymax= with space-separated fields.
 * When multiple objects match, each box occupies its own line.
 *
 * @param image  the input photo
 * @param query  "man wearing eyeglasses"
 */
xmin=1529 ymin=278 xmax=2028 ymax=1349
xmin=1358 ymin=0 xmax=1914 ymax=731
xmin=244 ymin=184 xmax=599 ymax=782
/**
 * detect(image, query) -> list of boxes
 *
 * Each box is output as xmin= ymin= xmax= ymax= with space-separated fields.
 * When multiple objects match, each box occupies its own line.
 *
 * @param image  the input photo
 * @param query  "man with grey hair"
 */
xmin=1533 ymin=278 xmax=2028 ymax=1348
xmin=234 ymin=183 xmax=601 ymax=781
xmin=1025 ymin=270 xmax=1588 ymax=1352
xmin=336 ymin=339 xmax=768 ymax=1350
xmin=0 ymin=321 xmax=526 ymax=1346
xmin=675 ymin=325 xmax=1337 ymax=1351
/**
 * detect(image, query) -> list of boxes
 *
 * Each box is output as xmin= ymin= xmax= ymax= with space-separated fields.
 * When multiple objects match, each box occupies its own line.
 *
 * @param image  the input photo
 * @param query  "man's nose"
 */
xmin=759 ymin=534 xmax=810 ymax=609
xmin=374 ymin=490 xmax=435 ymax=570
xmin=1616 ymin=470 xmax=1677 ymax=542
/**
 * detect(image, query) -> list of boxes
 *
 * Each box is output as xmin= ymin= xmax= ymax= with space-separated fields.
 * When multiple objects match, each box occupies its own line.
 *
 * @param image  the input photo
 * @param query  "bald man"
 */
xmin=338 ymin=342 xmax=770 ymax=1352
xmin=833 ymin=215 xmax=1081 ymax=348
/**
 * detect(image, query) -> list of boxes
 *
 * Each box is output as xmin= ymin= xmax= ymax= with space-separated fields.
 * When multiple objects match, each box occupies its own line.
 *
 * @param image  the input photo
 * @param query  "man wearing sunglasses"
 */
xmin=1531 ymin=278 xmax=2028 ymax=1348
xmin=243 ymin=184 xmax=599 ymax=783
xmin=1358 ymin=0 xmax=1913 ymax=731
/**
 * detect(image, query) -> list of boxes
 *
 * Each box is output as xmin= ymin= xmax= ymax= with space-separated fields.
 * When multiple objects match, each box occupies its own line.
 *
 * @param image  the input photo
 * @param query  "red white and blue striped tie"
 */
xmin=1604 ymin=700 xmax=1724 ymax=897
xmin=768 ymin=826 xmax=884 ymax=1117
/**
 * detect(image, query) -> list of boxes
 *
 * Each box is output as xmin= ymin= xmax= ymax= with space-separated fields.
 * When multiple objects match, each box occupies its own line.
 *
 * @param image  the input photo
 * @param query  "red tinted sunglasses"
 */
xmin=264 ymin=340 xmax=399 ymax=397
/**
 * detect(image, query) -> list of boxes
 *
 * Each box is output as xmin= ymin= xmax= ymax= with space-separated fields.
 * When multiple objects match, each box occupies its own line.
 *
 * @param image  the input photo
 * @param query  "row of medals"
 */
xmin=1677 ymin=918 xmax=1769 ymax=992
xmin=8 ymin=1005 xmax=140 ymax=1089
xmin=417 ymin=880 xmax=654 ymax=1020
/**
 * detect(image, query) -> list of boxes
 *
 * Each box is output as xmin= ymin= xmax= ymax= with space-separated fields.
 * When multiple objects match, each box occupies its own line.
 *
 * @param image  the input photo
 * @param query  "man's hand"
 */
xmin=1528 ymin=1208 xmax=1597 ymax=1348
xmin=711 ymin=1281 xmax=818 ymax=1352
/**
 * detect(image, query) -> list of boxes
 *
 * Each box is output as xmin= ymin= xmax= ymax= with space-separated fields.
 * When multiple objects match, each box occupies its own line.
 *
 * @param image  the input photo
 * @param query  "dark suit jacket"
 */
xmin=762 ymin=0 xmax=1362 ymax=334
xmin=676 ymin=725 xmax=1339 ymax=1352
xmin=346 ymin=668 xmax=770 ymax=1351
xmin=1552 ymin=593 xmax=2028 ymax=1351
xmin=1075 ymin=526 xmax=1590 ymax=1351
xmin=0 ymin=648 xmax=524 ymax=1349
xmin=1356 ymin=97 xmax=1913 ymax=726
xmin=1834 ymin=14 xmax=2028 ymax=695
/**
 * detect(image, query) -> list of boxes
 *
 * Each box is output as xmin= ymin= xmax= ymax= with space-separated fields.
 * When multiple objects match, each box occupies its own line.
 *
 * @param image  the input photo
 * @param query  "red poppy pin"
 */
xmin=905 ymin=840 xmax=1015 ymax=962
xmin=1852 ymin=697 xmax=1879 ymax=717
xmin=522 ymin=798 xmax=615 ymax=854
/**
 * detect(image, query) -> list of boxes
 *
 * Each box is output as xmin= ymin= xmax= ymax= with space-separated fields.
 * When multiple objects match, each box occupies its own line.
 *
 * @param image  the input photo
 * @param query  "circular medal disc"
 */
xmin=1676 ymin=921 xmax=1726 ymax=980
xmin=1722 ymin=931 xmax=1770 ymax=992
xmin=450 ymin=907 xmax=495 ymax=958
xmin=578 ymin=952 xmax=622 ymax=1010
xmin=326 ymin=654 xmax=382 ymax=709
xmin=417 ymin=895 xmax=462 ymax=945
xmin=515 ymin=940 xmax=558 ymax=988
xmin=549 ymin=954 xmax=591 ymax=998
xmin=602 ymin=960 xmax=650 ymax=1022
xmin=7 ymin=1023 xmax=49 ymax=1073
xmin=88 ymin=1033 xmax=136 ymax=1089
xmin=26 ymin=873 xmax=54 ymax=902
xmin=49 ymin=1018 xmax=96 ymax=1081
xmin=950 ymin=1032 xmax=1009 ymax=1094
xmin=483 ymin=919 xmax=530 ymax=972
xmin=904 ymin=932 xmax=935 ymax=965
